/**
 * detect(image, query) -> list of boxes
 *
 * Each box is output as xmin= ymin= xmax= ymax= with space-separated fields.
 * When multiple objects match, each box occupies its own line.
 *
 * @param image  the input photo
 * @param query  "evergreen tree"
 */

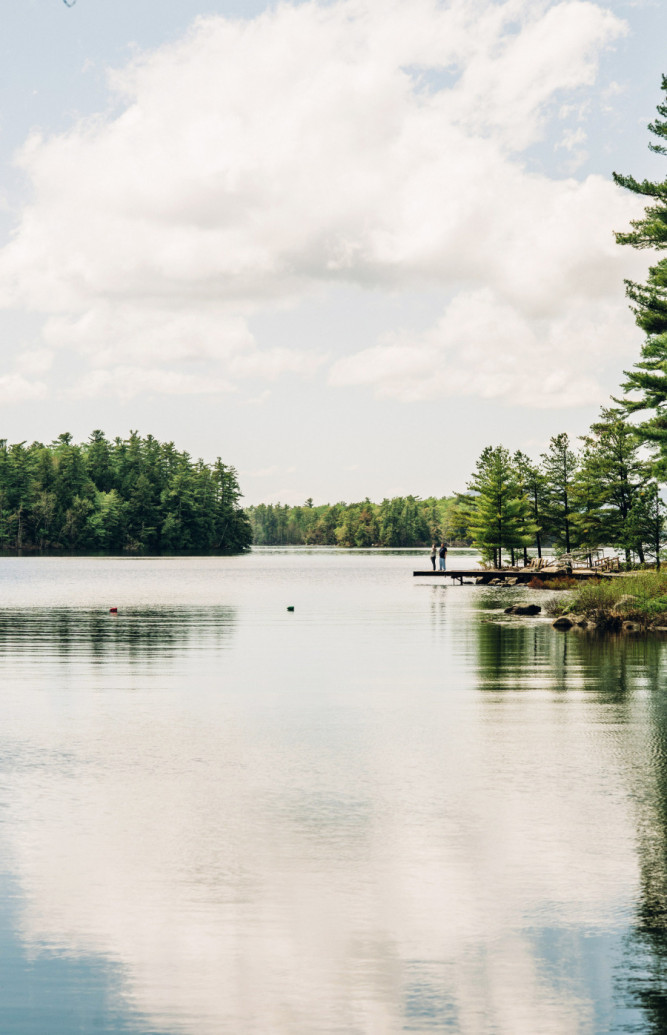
xmin=614 ymin=75 xmax=667 ymax=467
xmin=575 ymin=407 xmax=650 ymax=561
xmin=541 ymin=433 xmax=578 ymax=553
xmin=513 ymin=450 xmax=547 ymax=560
xmin=571 ymin=443 xmax=608 ymax=565
xmin=0 ymin=431 xmax=251 ymax=554
xmin=625 ymin=482 xmax=666 ymax=568
xmin=467 ymin=446 xmax=534 ymax=567
xmin=425 ymin=499 xmax=441 ymax=544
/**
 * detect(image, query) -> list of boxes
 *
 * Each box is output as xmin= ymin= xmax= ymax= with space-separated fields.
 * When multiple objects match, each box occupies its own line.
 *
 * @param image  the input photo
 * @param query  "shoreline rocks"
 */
xmin=552 ymin=613 xmax=588 ymax=629
xmin=551 ymin=612 xmax=654 ymax=633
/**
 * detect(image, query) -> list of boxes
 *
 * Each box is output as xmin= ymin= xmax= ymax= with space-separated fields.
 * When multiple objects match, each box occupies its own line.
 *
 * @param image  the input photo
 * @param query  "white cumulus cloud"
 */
xmin=0 ymin=373 xmax=48 ymax=403
xmin=329 ymin=288 xmax=639 ymax=407
xmin=0 ymin=0 xmax=641 ymax=402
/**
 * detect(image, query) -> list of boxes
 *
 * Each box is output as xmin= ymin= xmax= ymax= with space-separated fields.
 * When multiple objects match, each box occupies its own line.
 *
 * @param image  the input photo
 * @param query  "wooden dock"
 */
xmin=413 ymin=568 xmax=614 ymax=585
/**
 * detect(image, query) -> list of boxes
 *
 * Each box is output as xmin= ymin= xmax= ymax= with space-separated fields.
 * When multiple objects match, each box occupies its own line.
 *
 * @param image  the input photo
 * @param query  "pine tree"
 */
xmin=615 ymin=75 xmax=667 ymax=466
xmin=626 ymin=482 xmax=666 ymax=568
xmin=468 ymin=446 xmax=534 ymax=567
xmin=513 ymin=450 xmax=547 ymax=560
xmin=575 ymin=407 xmax=650 ymax=561
xmin=541 ymin=433 xmax=578 ymax=554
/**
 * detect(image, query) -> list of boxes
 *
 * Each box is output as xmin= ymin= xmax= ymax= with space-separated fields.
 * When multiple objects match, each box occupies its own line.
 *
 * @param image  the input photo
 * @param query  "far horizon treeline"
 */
xmin=0 ymin=431 xmax=251 ymax=553
xmin=247 ymin=496 xmax=470 ymax=548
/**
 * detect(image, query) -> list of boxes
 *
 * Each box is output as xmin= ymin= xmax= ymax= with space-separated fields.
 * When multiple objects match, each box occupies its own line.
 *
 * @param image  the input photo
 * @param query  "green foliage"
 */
xmin=541 ymin=433 xmax=578 ymax=553
xmin=460 ymin=415 xmax=663 ymax=567
xmin=574 ymin=407 xmax=651 ymax=561
xmin=0 ymin=431 xmax=251 ymax=554
xmin=466 ymin=446 xmax=536 ymax=566
xmin=537 ymin=577 xmax=579 ymax=590
xmin=246 ymin=495 xmax=471 ymax=547
xmin=554 ymin=571 xmax=667 ymax=624
xmin=513 ymin=451 xmax=546 ymax=559
xmin=554 ymin=578 xmax=626 ymax=619
xmin=642 ymin=594 xmax=667 ymax=616
xmin=613 ymin=74 xmax=667 ymax=250
xmin=615 ymin=75 xmax=667 ymax=463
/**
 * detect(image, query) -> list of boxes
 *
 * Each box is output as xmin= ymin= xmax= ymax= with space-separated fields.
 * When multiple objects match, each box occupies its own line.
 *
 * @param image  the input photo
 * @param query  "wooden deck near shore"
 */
xmin=413 ymin=568 xmax=615 ymax=585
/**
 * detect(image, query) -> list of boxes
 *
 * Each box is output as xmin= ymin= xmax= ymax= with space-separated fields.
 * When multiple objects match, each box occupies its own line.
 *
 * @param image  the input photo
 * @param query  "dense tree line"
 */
xmin=460 ymin=421 xmax=664 ymax=567
xmin=247 ymin=496 xmax=471 ymax=547
xmin=0 ymin=431 xmax=251 ymax=553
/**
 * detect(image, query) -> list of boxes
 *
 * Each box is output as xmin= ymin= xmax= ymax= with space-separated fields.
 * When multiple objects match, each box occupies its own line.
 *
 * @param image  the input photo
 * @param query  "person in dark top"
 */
xmin=439 ymin=542 xmax=448 ymax=571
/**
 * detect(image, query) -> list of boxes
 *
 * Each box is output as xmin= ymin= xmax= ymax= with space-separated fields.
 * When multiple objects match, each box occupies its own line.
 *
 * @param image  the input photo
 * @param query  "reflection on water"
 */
xmin=0 ymin=555 xmax=666 ymax=1033
xmin=474 ymin=614 xmax=667 ymax=1034
xmin=0 ymin=606 xmax=236 ymax=662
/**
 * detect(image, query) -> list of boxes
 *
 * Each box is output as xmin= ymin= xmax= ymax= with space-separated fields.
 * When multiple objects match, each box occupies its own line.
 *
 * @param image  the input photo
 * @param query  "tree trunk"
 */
xmin=656 ymin=510 xmax=661 ymax=570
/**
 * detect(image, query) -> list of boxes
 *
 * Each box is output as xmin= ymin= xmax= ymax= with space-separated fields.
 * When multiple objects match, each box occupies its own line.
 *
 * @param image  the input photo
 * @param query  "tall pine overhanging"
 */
xmin=615 ymin=74 xmax=667 ymax=470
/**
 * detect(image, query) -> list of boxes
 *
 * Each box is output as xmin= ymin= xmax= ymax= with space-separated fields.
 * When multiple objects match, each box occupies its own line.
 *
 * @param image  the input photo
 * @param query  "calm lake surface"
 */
xmin=0 ymin=548 xmax=666 ymax=1034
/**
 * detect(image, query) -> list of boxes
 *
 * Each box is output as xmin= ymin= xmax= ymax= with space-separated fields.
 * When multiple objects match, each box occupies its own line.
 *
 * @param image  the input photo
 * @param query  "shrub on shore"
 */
xmin=549 ymin=571 xmax=667 ymax=626
xmin=528 ymin=576 xmax=578 ymax=590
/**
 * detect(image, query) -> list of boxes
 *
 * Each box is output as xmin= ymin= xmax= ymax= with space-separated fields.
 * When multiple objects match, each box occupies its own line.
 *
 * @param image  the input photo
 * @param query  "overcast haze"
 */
xmin=0 ymin=0 xmax=665 ymax=504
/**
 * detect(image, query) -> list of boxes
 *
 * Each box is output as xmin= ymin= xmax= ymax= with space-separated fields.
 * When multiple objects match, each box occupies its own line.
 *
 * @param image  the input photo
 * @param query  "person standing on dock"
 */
xmin=430 ymin=544 xmax=437 ymax=570
xmin=439 ymin=542 xmax=448 ymax=571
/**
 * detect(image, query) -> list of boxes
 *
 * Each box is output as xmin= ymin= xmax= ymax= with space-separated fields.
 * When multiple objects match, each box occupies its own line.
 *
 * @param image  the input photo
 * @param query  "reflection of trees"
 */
xmin=617 ymin=644 xmax=667 ymax=1034
xmin=474 ymin=606 xmax=664 ymax=699
xmin=475 ymin=605 xmax=667 ymax=1031
xmin=0 ymin=607 xmax=237 ymax=663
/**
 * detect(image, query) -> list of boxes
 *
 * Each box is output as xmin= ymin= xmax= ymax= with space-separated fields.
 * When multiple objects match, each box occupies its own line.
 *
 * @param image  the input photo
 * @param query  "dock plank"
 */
xmin=413 ymin=569 xmax=614 ymax=582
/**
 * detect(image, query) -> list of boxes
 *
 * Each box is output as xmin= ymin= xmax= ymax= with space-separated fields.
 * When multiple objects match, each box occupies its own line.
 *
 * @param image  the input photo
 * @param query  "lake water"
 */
xmin=0 ymin=548 xmax=666 ymax=1034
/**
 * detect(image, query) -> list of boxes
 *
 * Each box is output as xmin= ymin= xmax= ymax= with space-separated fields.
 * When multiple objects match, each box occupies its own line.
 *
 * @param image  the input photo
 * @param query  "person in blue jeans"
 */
xmin=439 ymin=542 xmax=448 ymax=571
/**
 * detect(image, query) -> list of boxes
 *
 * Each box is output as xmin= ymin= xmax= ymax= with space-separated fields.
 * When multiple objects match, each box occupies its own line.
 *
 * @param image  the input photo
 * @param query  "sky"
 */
xmin=0 ymin=0 xmax=665 ymax=505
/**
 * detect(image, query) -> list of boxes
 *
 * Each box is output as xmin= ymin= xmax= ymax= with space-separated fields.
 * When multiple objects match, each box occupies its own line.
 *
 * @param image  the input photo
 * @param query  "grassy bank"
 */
xmin=550 ymin=571 xmax=667 ymax=629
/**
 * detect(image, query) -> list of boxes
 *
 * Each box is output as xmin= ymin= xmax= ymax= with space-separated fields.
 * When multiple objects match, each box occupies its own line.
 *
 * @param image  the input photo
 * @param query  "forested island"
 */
xmin=0 ymin=431 xmax=251 ymax=553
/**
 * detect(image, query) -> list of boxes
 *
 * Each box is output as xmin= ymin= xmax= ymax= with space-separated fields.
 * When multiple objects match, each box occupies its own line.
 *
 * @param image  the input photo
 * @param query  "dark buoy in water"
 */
xmin=287 ymin=605 xmax=294 ymax=612
xmin=109 ymin=607 xmax=118 ymax=613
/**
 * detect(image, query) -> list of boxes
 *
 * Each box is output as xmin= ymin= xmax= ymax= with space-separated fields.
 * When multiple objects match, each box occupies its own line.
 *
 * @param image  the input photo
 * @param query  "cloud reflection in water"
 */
xmin=0 ymin=599 xmax=664 ymax=1033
